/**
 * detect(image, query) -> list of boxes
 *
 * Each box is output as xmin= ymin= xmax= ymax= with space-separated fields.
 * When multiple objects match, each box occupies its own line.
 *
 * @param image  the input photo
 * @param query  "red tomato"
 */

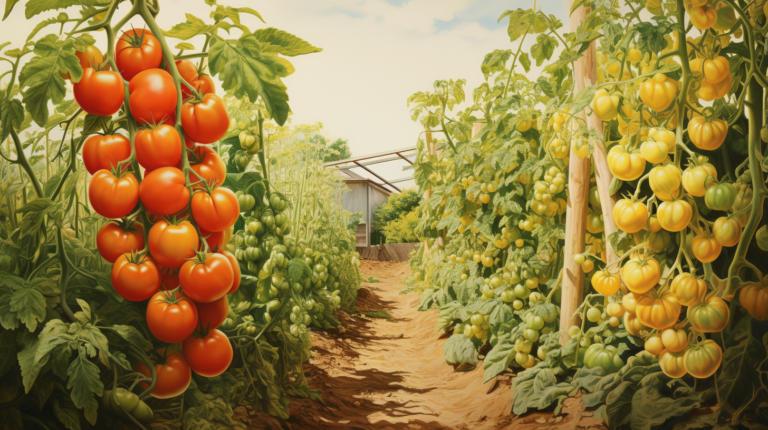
xmin=189 ymin=146 xmax=226 ymax=187
xmin=82 ymin=134 xmax=131 ymax=175
xmin=148 ymin=220 xmax=199 ymax=268
xmin=191 ymin=187 xmax=240 ymax=232
xmin=73 ymin=68 xmax=124 ymax=116
xmin=139 ymin=167 xmax=189 ymax=216
xmin=129 ymin=69 xmax=178 ymax=125
xmin=219 ymin=250 xmax=241 ymax=294
xmin=159 ymin=267 xmax=180 ymax=290
xmin=199 ymin=227 xmax=231 ymax=251
xmin=111 ymin=253 xmax=160 ymax=301
xmin=135 ymin=124 xmax=182 ymax=170
xmin=146 ymin=290 xmax=198 ymax=344
xmin=89 ymin=170 xmax=139 ymax=219
xmin=181 ymin=94 xmax=229 ymax=144
xmin=179 ymin=253 xmax=233 ymax=303
xmin=135 ymin=350 xmax=191 ymax=399
xmin=182 ymin=329 xmax=233 ymax=377
xmin=61 ymin=45 xmax=105 ymax=80
xmin=115 ymin=29 xmax=162 ymax=81
xmin=97 ymin=221 xmax=144 ymax=263
xmin=195 ymin=297 xmax=229 ymax=330
xmin=172 ymin=60 xmax=215 ymax=99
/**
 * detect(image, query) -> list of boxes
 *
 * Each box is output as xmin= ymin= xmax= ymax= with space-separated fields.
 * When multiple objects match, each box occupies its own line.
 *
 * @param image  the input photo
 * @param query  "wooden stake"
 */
xmin=560 ymin=2 xmax=595 ymax=345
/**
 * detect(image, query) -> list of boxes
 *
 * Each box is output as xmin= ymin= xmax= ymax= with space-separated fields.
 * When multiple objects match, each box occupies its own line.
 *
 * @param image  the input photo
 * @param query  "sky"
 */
xmin=1 ymin=0 xmax=571 ymax=191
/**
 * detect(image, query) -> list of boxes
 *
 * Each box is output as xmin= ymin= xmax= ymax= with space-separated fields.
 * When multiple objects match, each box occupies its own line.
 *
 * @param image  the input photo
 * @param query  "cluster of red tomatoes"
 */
xmin=70 ymin=29 xmax=241 ymax=398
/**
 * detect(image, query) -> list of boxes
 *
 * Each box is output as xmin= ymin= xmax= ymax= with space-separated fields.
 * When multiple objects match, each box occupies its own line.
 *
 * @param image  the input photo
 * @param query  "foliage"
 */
xmin=406 ymin=0 xmax=768 ymax=428
xmin=381 ymin=211 xmax=420 ymax=243
xmin=371 ymin=188 xmax=421 ymax=244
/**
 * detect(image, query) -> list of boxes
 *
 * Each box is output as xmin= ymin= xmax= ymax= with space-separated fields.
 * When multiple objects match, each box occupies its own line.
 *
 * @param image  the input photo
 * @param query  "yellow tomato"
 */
xmin=648 ymin=127 xmax=676 ymax=153
xmin=591 ymin=270 xmax=621 ymax=296
xmin=636 ymin=291 xmax=681 ymax=330
xmin=627 ymin=48 xmax=642 ymax=64
xmin=657 ymin=199 xmax=692 ymax=232
xmin=688 ymin=116 xmax=727 ymax=150
xmin=699 ymin=56 xmax=730 ymax=84
xmin=714 ymin=216 xmax=741 ymax=247
xmin=592 ymin=89 xmax=621 ymax=121
xmin=640 ymin=73 xmax=679 ymax=111
xmin=613 ymin=198 xmax=648 ymax=234
xmin=682 ymin=163 xmax=717 ymax=197
xmin=623 ymin=292 xmax=639 ymax=313
xmin=697 ymin=73 xmax=732 ymax=101
xmin=739 ymin=283 xmax=768 ymax=321
xmin=645 ymin=335 xmax=665 ymax=355
xmin=670 ymin=272 xmax=708 ymax=306
xmin=684 ymin=340 xmax=722 ymax=378
xmin=689 ymin=5 xmax=718 ymax=30
xmin=659 ymin=349 xmax=688 ymax=378
xmin=624 ymin=312 xmax=649 ymax=336
xmin=640 ymin=139 xmax=668 ymax=164
xmin=649 ymin=163 xmax=682 ymax=201
xmin=661 ymin=329 xmax=688 ymax=353
xmin=691 ymin=234 xmax=722 ymax=263
xmin=606 ymin=303 xmax=625 ymax=318
xmin=621 ymin=258 xmax=661 ymax=294
xmin=607 ymin=145 xmax=646 ymax=181
xmin=517 ymin=120 xmax=532 ymax=132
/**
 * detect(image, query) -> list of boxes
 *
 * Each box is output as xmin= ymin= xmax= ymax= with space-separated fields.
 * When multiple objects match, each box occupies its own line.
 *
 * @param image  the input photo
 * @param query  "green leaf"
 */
xmin=25 ymin=0 xmax=109 ymax=19
xmin=717 ymin=315 xmax=766 ymax=413
xmin=0 ymin=98 xmax=23 ymax=142
xmin=18 ymin=332 xmax=47 ymax=392
xmin=54 ymin=398 xmax=81 ymax=430
xmin=67 ymin=345 xmax=103 ymax=425
xmin=530 ymin=33 xmax=557 ymax=67
xmin=483 ymin=332 xmax=515 ymax=382
xmin=223 ymin=170 xmax=265 ymax=204
xmin=110 ymin=350 xmax=131 ymax=370
xmin=208 ymin=35 xmax=292 ymax=125
xmin=443 ymin=334 xmax=478 ymax=369
xmin=164 ymin=13 xmax=216 ymax=40
xmin=252 ymin=28 xmax=322 ymax=57
xmin=609 ymin=176 xmax=623 ymax=195
xmin=18 ymin=34 xmax=85 ymax=126
xmin=287 ymin=258 xmax=310 ymax=282
xmin=630 ymin=375 xmax=702 ymax=430
xmin=10 ymin=283 xmax=47 ymax=331
xmin=3 ymin=0 xmax=21 ymax=20
xmin=112 ymin=324 xmax=153 ymax=351
xmin=518 ymin=52 xmax=531 ymax=73
xmin=74 ymin=298 xmax=91 ymax=324
xmin=176 ymin=42 xmax=195 ymax=50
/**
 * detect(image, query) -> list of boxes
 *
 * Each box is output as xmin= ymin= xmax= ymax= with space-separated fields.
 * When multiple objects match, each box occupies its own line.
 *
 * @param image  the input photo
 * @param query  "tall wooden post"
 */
xmin=560 ymin=2 xmax=596 ymax=345
xmin=423 ymin=131 xmax=434 ymax=257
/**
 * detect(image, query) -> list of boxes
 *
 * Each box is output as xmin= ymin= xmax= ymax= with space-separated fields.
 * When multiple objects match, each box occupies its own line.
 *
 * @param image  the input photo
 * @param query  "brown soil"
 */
xmin=237 ymin=260 xmax=607 ymax=430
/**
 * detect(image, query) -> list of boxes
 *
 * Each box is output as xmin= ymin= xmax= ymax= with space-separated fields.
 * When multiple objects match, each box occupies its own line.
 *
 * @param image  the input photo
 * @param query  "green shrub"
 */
xmin=371 ymin=189 xmax=421 ymax=244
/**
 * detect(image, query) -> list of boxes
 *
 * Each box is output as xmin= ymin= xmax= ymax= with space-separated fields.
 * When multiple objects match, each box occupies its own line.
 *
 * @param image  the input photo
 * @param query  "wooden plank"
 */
xmin=560 ymin=1 xmax=593 ymax=346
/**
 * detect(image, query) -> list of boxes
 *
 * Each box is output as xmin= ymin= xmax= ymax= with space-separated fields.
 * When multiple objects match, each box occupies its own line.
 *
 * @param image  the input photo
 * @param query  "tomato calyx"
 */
xmin=120 ymin=26 xmax=151 ymax=49
xmin=121 ymin=248 xmax=151 ymax=265
xmin=157 ymin=287 xmax=188 ymax=306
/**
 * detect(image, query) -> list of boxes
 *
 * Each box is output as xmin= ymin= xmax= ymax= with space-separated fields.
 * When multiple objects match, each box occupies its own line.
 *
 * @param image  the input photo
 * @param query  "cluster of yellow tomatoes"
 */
xmin=578 ymin=0 xmax=768 ymax=379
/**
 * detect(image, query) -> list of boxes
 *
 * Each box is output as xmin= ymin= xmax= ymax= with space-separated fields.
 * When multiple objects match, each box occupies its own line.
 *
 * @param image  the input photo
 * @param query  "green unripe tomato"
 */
xmin=514 ymin=284 xmax=531 ymax=299
xmin=524 ymin=329 xmax=540 ymax=342
xmin=101 ymin=389 xmax=153 ymax=423
xmin=586 ymin=307 xmax=601 ymax=322
xmin=757 ymin=226 xmax=768 ymax=251
xmin=704 ymin=182 xmax=736 ymax=211
xmin=568 ymin=325 xmax=581 ymax=337
xmin=513 ymin=300 xmax=524 ymax=310
xmin=470 ymin=314 xmax=484 ymax=326
xmin=529 ymin=316 xmax=545 ymax=330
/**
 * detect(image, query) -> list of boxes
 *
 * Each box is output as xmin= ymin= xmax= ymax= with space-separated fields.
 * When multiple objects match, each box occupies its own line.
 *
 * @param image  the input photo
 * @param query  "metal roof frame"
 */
xmin=325 ymin=146 xmax=417 ymax=193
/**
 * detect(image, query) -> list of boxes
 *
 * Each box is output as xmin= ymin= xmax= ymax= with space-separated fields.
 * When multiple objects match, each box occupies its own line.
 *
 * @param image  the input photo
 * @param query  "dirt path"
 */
xmin=242 ymin=260 xmax=606 ymax=430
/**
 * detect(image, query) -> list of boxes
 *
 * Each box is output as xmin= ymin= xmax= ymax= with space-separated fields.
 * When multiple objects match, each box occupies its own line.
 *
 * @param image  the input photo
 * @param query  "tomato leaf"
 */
xmin=24 ymin=0 xmax=109 ymax=19
xmin=10 ymin=283 xmax=47 ymax=332
xmin=716 ymin=315 xmax=766 ymax=414
xmin=482 ymin=331 xmax=515 ymax=382
xmin=252 ymin=28 xmax=322 ymax=57
xmin=67 ymin=345 xmax=103 ymax=425
xmin=53 ymin=398 xmax=81 ymax=430
xmin=163 ymin=13 xmax=220 ymax=40
xmin=112 ymin=324 xmax=153 ymax=351
xmin=443 ymin=334 xmax=478 ymax=369
xmin=208 ymin=35 xmax=294 ymax=125
xmin=0 ymin=98 xmax=23 ymax=143
xmin=18 ymin=34 xmax=91 ymax=126
xmin=287 ymin=258 xmax=309 ymax=282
